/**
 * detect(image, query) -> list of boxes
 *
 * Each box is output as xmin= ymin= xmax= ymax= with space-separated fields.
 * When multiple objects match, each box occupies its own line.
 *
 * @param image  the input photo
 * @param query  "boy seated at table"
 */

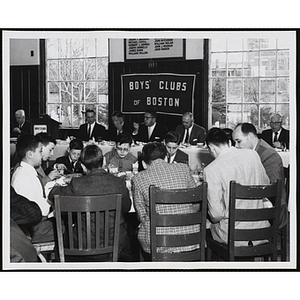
xmin=104 ymin=132 xmax=137 ymax=172
xmin=164 ymin=131 xmax=188 ymax=164
xmin=47 ymin=138 xmax=84 ymax=175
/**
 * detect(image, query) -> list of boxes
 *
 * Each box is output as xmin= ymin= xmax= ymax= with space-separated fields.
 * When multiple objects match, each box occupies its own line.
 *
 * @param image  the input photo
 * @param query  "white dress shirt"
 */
xmin=87 ymin=122 xmax=96 ymax=138
xmin=147 ymin=123 xmax=156 ymax=140
xmin=182 ymin=125 xmax=194 ymax=143
xmin=11 ymin=161 xmax=51 ymax=216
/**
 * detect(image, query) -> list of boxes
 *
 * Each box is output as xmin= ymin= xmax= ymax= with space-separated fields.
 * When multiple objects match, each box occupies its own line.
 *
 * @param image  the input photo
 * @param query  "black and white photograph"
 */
xmin=2 ymin=28 xmax=297 ymax=279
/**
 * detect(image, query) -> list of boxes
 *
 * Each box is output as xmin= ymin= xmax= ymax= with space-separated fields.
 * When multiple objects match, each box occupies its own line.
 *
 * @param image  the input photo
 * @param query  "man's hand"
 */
xmin=48 ymin=169 xmax=61 ymax=180
xmin=133 ymin=122 xmax=139 ymax=135
xmin=13 ymin=127 xmax=21 ymax=134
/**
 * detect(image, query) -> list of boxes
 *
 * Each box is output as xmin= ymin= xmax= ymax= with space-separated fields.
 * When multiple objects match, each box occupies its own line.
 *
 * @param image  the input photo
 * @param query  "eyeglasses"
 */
xmin=270 ymin=122 xmax=281 ymax=125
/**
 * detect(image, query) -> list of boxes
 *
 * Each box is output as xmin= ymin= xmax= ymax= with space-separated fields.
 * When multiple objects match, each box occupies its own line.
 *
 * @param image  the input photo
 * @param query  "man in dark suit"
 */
xmin=12 ymin=109 xmax=31 ymax=137
xmin=164 ymin=131 xmax=188 ymax=164
xmin=232 ymin=123 xmax=288 ymax=229
xmin=108 ymin=111 xmax=134 ymax=142
xmin=77 ymin=109 xmax=107 ymax=141
xmin=48 ymin=144 xmax=131 ymax=261
xmin=132 ymin=110 xmax=168 ymax=143
xmin=175 ymin=112 xmax=206 ymax=145
xmin=261 ymin=113 xmax=289 ymax=149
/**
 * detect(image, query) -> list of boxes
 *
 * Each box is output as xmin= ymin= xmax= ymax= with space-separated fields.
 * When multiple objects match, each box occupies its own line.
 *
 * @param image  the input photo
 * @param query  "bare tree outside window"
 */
xmin=210 ymin=37 xmax=290 ymax=131
xmin=46 ymin=38 xmax=108 ymax=129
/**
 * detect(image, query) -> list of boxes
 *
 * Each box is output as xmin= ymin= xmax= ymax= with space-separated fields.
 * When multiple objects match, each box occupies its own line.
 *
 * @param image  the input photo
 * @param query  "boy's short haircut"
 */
xmin=81 ymin=145 xmax=103 ymax=170
xmin=69 ymin=138 xmax=84 ymax=150
xmin=116 ymin=132 xmax=132 ymax=146
xmin=16 ymin=134 xmax=40 ymax=160
xmin=142 ymin=142 xmax=166 ymax=165
xmin=164 ymin=131 xmax=180 ymax=144
xmin=35 ymin=132 xmax=56 ymax=146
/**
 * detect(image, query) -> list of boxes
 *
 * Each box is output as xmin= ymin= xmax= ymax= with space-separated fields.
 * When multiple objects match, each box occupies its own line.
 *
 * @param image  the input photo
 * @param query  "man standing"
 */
xmin=132 ymin=110 xmax=168 ymax=143
xmin=262 ymin=113 xmax=289 ymax=149
xmin=78 ymin=109 xmax=107 ymax=141
xmin=203 ymin=128 xmax=270 ymax=246
xmin=12 ymin=109 xmax=31 ymax=137
xmin=132 ymin=142 xmax=198 ymax=259
xmin=48 ymin=145 xmax=131 ymax=261
xmin=232 ymin=123 xmax=288 ymax=228
xmin=175 ymin=112 xmax=206 ymax=145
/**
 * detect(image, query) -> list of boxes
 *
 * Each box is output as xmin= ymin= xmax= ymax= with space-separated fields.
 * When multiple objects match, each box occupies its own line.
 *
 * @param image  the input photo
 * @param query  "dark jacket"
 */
xmin=261 ymin=128 xmax=289 ymax=149
xmin=54 ymin=155 xmax=84 ymax=175
xmin=78 ymin=122 xmax=108 ymax=141
xmin=134 ymin=122 xmax=168 ymax=143
xmin=175 ymin=123 xmax=206 ymax=145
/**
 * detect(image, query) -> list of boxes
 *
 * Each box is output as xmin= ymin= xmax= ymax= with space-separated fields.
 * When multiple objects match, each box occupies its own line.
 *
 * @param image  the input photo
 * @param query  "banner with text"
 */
xmin=121 ymin=73 xmax=196 ymax=115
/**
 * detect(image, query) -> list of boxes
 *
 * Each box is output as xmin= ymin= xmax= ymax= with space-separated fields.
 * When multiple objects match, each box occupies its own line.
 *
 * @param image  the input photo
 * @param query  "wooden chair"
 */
xmin=149 ymin=183 xmax=207 ymax=261
xmin=54 ymin=194 xmax=122 ymax=262
xmin=207 ymin=180 xmax=282 ymax=261
xmin=32 ymin=241 xmax=55 ymax=262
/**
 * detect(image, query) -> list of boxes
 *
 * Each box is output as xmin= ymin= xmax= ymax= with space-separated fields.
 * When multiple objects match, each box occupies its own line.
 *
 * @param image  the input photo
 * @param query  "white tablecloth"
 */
xmin=278 ymin=151 xmax=290 ymax=168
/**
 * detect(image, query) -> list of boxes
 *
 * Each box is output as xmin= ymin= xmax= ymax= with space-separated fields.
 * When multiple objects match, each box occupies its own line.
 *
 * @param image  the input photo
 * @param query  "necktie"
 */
xmin=273 ymin=132 xmax=278 ymax=143
xmin=184 ymin=129 xmax=190 ymax=144
xmin=167 ymin=155 xmax=171 ymax=163
xmin=88 ymin=124 xmax=91 ymax=138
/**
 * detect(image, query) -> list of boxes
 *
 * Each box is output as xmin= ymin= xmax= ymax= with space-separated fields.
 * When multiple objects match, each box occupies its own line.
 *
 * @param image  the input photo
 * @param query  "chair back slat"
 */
xmin=67 ymin=212 xmax=74 ymax=249
xmin=77 ymin=212 xmax=83 ymax=249
xmin=227 ymin=180 xmax=282 ymax=261
xmin=150 ymin=183 xmax=207 ymax=262
xmin=155 ymin=249 xmax=202 ymax=262
xmin=104 ymin=210 xmax=109 ymax=248
xmin=234 ymin=227 xmax=274 ymax=241
xmin=155 ymin=212 xmax=202 ymax=227
xmin=156 ymin=232 xmax=202 ymax=248
xmin=235 ymin=207 xmax=276 ymax=221
xmin=54 ymin=194 xmax=122 ymax=262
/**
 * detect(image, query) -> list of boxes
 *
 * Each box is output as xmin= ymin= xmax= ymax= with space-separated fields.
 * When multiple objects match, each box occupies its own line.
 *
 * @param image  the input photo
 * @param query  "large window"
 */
xmin=46 ymin=38 xmax=108 ymax=128
xmin=210 ymin=37 xmax=290 ymax=131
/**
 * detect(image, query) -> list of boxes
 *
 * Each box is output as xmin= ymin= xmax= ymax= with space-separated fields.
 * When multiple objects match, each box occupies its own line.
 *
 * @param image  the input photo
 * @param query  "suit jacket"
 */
xmin=134 ymin=122 xmax=168 ymax=143
xmin=107 ymin=121 xmax=134 ymax=142
xmin=255 ymin=139 xmax=288 ymax=228
xmin=173 ymin=149 xmax=189 ymax=164
xmin=49 ymin=168 xmax=131 ymax=252
xmin=12 ymin=120 xmax=32 ymax=137
xmin=132 ymin=159 xmax=197 ymax=253
xmin=55 ymin=155 xmax=84 ymax=174
xmin=78 ymin=122 xmax=108 ymax=141
xmin=203 ymin=147 xmax=270 ymax=246
xmin=175 ymin=123 xmax=206 ymax=145
xmin=261 ymin=128 xmax=289 ymax=149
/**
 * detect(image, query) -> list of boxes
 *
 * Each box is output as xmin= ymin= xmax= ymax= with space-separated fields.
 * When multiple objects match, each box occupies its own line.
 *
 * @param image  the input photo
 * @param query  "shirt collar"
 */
xmin=20 ymin=161 xmax=38 ymax=174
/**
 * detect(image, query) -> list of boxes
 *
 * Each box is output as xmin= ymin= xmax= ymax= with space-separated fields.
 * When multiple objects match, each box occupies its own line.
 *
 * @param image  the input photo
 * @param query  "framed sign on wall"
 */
xmin=125 ymin=38 xmax=185 ymax=60
xmin=121 ymin=73 xmax=196 ymax=116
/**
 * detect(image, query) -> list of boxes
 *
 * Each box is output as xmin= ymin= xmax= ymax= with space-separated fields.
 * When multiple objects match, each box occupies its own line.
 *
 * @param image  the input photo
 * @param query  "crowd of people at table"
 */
xmin=9 ymin=108 xmax=289 ymax=262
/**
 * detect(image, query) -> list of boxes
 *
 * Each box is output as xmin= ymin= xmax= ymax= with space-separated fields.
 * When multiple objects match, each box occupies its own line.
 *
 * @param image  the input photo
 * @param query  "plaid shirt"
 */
xmin=132 ymin=159 xmax=199 ymax=254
